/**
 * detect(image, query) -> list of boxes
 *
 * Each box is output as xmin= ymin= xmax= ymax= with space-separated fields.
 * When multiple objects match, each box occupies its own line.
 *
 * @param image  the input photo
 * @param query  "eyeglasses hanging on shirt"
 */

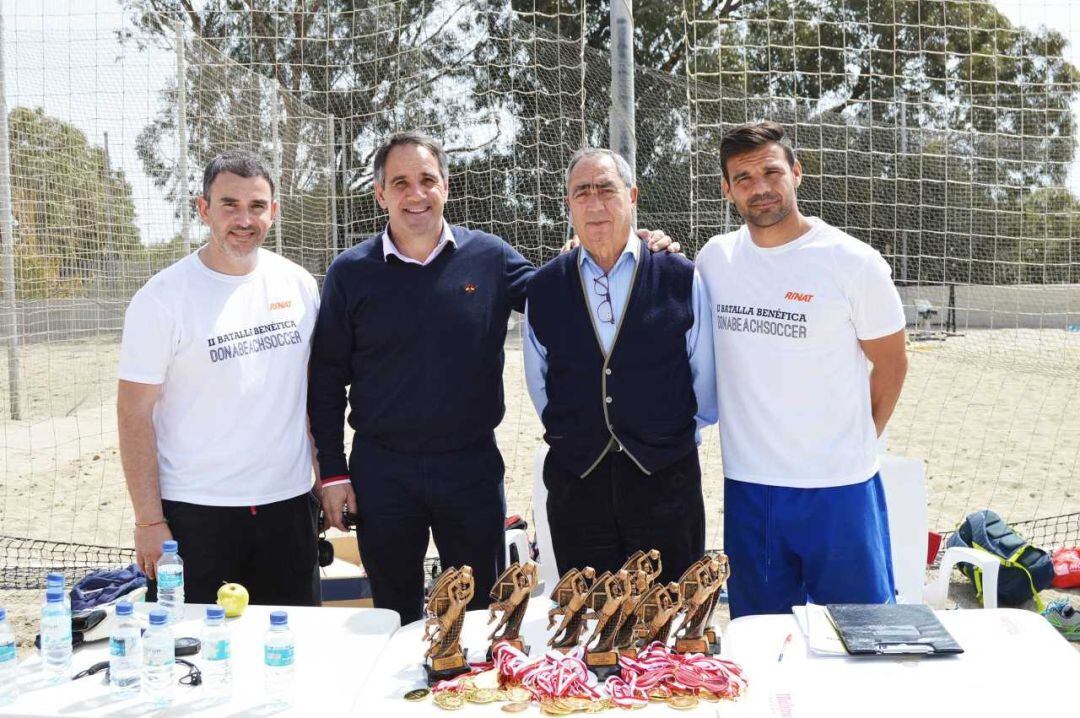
xmin=592 ymin=273 xmax=615 ymax=325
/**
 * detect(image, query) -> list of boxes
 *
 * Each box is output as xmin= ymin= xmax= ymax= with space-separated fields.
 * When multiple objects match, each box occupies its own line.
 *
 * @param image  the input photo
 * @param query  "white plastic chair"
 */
xmin=877 ymin=453 xmax=1001 ymax=608
xmin=530 ymin=444 xmax=560 ymax=596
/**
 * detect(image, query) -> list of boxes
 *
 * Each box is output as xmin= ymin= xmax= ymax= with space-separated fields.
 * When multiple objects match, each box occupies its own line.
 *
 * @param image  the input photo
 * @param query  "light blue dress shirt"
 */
xmin=523 ymin=233 xmax=719 ymax=441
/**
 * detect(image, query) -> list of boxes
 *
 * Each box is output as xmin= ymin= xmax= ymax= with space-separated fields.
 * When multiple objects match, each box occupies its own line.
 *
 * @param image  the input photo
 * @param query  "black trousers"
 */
xmin=352 ymin=436 xmax=506 ymax=626
xmin=153 ymin=491 xmax=321 ymax=606
xmin=544 ymin=448 xmax=705 ymax=586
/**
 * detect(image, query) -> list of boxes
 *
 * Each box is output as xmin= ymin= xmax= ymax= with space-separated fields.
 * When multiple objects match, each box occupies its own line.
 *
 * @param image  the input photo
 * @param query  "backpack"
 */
xmin=946 ymin=509 xmax=1055 ymax=609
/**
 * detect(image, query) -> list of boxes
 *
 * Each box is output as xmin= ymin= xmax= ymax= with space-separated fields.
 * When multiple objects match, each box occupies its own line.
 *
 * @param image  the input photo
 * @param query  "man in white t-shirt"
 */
xmin=117 ymin=150 xmax=321 ymax=606
xmin=696 ymin=121 xmax=908 ymax=618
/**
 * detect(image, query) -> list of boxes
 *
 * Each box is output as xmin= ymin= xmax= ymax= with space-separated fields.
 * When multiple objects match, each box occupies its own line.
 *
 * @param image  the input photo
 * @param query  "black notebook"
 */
xmin=825 ymin=604 xmax=964 ymax=656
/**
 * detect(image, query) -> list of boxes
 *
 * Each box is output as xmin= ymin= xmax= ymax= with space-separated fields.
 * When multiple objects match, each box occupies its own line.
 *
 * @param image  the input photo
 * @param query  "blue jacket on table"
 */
xmin=307 ymin=225 xmax=533 ymax=479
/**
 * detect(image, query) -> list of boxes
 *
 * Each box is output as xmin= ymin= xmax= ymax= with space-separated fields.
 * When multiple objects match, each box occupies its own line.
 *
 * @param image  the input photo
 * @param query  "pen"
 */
xmin=777 ymin=632 xmax=793 ymax=663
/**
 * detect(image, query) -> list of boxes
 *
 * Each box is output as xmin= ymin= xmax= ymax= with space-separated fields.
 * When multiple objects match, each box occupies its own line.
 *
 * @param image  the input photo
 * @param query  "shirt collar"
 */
xmin=579 ymin=227 xmax=640 ymax=272
xmin=381 ymin=221 xmax=456 ymax=264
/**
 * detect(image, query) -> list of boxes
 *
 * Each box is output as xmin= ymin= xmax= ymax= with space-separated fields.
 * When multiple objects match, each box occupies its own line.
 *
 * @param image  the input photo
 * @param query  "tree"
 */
xmin=5 ymin=107 xmax=143 ymax=299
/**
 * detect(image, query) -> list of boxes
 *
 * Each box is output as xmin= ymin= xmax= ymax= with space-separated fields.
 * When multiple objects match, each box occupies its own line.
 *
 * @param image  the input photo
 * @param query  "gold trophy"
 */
xmin=582 ymin=570 xmax=633 ymax=679
xmin=486 ymin=562 xmax=537 ymax=660
xmin=672 ymin=554 xmax=729 ymax=654
xmin=610 ymin=550 xmax=662 ymax=658
xmin=631 ymin=581 xmax=683 ymax=647
xmin=547 ymin=567 xmax=596 ymax=652
xmin=422 ymin=565 xmax=474 ymax=685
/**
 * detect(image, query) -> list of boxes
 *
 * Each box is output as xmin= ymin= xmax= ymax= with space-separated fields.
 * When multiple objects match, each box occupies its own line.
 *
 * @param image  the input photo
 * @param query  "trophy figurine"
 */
xmin=610 ymin=550 xmax=662 ymax=657
xmin=422 ymin=565 xmax=475 ymax=685
xmin=486 ymin=562 xmax=537 ymax=660
xmin=582 ymin=570 xmax=633 ymax=679
xmin=672 ymin=554 xmax=729 ymax=654
xmin=631 ymin=581 xmax=683 ymax=647
xmin=547 ymin=567 xmax=596 ymax=652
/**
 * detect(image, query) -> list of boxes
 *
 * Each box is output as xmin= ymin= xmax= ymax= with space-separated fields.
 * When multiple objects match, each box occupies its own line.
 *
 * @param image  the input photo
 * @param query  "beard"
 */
xmin=738 ymin=194 xmax=792 ymax=228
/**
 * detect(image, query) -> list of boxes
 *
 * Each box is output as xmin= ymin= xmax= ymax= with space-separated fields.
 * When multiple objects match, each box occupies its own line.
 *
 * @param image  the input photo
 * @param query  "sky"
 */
xmin=1 ymin=0 xmax=1078 ymax=246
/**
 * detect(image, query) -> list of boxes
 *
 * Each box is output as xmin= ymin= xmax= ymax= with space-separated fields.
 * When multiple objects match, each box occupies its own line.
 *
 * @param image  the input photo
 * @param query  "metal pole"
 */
xmin=271 ymin=85 xmax=282 ymax=254
xmin=101 ymin=131 xmax=116 ymax=292
xmin=898 ymin=90 xmax=909 ymax=283
xmin=174 ymin=20 xmax=191 ymax=254
xmin=0 ymin=9 xmax=22 ymax=420
xmin=328 ymin=115 xmax=339 ymax=257
xmin=609 ymin=0 xmax=636 ymax=182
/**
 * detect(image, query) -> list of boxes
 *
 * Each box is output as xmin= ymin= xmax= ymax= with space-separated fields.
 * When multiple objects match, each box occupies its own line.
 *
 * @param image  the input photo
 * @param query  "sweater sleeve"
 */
xmin=307 ymin=260 xmax=353 ymax=480
xmin=503 ymin=241 xmax=535 ymax=314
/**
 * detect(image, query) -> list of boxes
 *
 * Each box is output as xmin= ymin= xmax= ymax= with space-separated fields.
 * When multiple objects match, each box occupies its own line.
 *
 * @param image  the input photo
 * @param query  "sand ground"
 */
xmin=1 ymin=325 xmax=1079 ymax=653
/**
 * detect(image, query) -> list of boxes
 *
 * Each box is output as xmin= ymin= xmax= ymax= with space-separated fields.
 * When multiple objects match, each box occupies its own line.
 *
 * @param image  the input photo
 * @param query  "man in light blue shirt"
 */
xmin=523 ymin=147 xmax=717 ymax=586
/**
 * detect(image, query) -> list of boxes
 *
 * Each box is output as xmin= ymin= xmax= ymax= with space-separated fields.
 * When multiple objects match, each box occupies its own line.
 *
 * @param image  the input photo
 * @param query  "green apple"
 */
xmin=216 ymin=582 xmax=249 ymax=617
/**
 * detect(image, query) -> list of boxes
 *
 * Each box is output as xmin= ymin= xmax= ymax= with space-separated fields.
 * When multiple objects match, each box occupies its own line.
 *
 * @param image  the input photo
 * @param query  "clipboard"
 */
xmin=825 ymin=604 xmax=964 ymax=656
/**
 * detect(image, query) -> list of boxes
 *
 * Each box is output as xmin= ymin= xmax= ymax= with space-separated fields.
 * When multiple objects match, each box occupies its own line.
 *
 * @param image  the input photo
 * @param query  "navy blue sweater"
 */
xmin=307 ymin=226 xmax=533 ymax=478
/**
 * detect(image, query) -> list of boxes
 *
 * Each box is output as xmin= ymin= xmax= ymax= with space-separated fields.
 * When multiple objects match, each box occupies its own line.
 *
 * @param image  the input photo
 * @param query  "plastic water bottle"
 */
xmin=263 ymin=611 xmax=295 ymax=705
xmin=44 ymin=573 xmax=70 ymax=610
xmin=201 ymin=606 xmax=232 ymax=700
xmin=39 ymin=588 xmax=71 ymax=683
xmin=0 ymin=607 xmax=19 ymax=706
xmin=155 ymin=540 xmax=185 ymax=625
xmin=108 ymin=601 xmax=141 ymax=696
xmin=141 ymin=609 xmax=173 ymax=706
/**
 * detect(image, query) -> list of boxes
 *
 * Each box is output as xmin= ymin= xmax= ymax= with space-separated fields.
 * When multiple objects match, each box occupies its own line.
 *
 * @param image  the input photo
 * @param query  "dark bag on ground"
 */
xmin=946 ymin=509 xmax=1054 ymax=608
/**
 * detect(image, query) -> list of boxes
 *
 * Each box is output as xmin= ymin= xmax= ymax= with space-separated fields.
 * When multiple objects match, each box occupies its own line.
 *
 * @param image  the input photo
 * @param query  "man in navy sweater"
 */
xmin=524 ymin=148 xmax=717 ymax=587
xmin=308 ymin=132 xmax=675 ymax=624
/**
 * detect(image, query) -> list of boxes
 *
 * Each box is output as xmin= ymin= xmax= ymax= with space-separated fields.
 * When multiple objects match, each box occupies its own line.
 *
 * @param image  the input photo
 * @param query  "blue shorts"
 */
xmin=724 ymin=474 xmax=895 ymax=619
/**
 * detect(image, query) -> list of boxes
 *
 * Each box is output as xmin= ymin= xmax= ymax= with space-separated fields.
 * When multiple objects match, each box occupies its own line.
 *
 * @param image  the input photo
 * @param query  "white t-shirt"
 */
xmin=118 ymin=248 xmax=319 ymax=506
xmin=696 ymin=218 xmax=905 ymax=488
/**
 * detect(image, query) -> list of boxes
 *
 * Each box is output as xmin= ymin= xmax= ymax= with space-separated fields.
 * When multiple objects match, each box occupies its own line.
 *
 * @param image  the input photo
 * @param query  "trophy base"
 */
xmin=585 ymin=650 xmax=622 ymax=681
xmin=674 ymin=635 xmax=720 ymax=655
xmin=424 ymin=653 xmax=471 ymax=686
xmin=618 ymin=648 xmax=638 ymax=661
xmin=487 ymin=639 xmax=528 ymax=662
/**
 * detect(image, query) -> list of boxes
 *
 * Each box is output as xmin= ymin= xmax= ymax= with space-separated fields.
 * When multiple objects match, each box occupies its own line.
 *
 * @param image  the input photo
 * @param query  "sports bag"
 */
xmin=946 ymin=509 xmax=1054 ymax=608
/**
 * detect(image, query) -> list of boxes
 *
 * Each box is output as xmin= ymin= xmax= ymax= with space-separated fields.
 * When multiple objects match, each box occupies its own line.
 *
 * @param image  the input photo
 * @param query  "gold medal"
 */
xmin=668 ymin=694 xmax=699 ymax=710
xmin=468 ymin=688 xmax=497 ymax=704
xmin=508 ymin=686 xmax=532 ymax=702
xmin=434 ymin=691 xmax=465 ymax=711
xmin=502 ymin=702 xmax=530 ymax=714
xmin=563 ymin=696 xmax=592 ymax=710
xmin=403 ymin=688 xmax=430 ymax=701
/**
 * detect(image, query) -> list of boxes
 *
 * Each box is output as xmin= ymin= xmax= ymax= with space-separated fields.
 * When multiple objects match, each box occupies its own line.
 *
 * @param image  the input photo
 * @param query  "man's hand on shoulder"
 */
xmin=320 ymin=482 xmax=358 ymax=532
xmin=638 ymin=228 xmax=680 ymax=254
xmin=134 ymin=523 xmax=172 ymax=580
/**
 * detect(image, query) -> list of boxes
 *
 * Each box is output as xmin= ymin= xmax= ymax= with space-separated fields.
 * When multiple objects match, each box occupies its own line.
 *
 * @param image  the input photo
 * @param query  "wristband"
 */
xmin=134 ymin=519 xmax=168 ymax=528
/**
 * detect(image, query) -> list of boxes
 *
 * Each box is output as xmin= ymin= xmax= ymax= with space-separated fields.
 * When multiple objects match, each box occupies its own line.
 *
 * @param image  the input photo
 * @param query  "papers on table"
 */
xmin=791 ymin=604 xmax=848 ymax=656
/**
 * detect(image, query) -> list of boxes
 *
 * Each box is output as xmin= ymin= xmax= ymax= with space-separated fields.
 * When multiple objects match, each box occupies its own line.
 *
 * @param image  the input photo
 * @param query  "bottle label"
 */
xmin=157 ymin=570 xmax=183 ymax=589
xmin=264 ymin=645 xmax=294 ymax=667
xmin=0 ymin=642 xmax=15 ymax=663
xmin=109 ymin=637 xmax=129 ymax=658
xmin=144 ymin=644 xmax=173 ymax=667
xmin=206 ymin=639 xmax=230 ymax=661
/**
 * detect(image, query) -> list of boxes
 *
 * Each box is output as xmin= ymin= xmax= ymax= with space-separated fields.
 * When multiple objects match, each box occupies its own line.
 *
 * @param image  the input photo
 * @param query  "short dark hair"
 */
xmin=202 ymin=150 xmax=275 ymax=199
xmin=719 ymin=121 xmax=796 ymax=180
xmin=372 ymin=131 xmax=450 ymax=186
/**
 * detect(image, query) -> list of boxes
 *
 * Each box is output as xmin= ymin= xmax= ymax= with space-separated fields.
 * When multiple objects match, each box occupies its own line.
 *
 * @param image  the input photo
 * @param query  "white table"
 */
xmin=2 ymin=603 xmax=400 ymax=718
xmin=721 ymin=608 xmax=1079 ymax=717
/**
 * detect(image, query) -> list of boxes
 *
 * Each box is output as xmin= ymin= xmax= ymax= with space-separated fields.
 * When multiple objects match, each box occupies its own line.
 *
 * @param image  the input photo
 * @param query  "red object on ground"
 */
xmin=1051 ymin=547 xmax=1080 ymax=589
xmin=926 ymin=531 xmax=943 ymax=566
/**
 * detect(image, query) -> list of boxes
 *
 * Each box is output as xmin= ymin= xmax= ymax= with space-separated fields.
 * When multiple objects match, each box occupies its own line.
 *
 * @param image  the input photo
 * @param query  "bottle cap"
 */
xmin=0 ymin=607 xmax=6 ymax=621
xmin=206 ymin=606 xmax=225 ymax=620
xmin=45 ymin=589 xmax=64 ymax=603
xmin=162 ymin=540 xmax=178 ymax=553
xmin=46 ymin=572 xmax=64 ymax=587
xmin=148 ymin=609 xmax=168 ymax=626
xmin=269 ymin=610 xmax=288 ymax=626
xmin=115 ymin=601 xmax=133 ymax=617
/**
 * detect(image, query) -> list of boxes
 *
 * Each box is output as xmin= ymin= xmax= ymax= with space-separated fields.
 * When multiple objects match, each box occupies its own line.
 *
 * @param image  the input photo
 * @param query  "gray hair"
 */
xmin=202 ymin=150 xmax=274 ymax=199
xmin=373 ymin=131 xmax=450 ymax=186
xmin=564 ymin=148 xmax=635 ymax=191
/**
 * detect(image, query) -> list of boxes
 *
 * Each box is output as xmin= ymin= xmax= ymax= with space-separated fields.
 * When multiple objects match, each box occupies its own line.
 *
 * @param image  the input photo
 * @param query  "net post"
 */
xmin=0 ymin=8 xmax=22 ymax=420
xmin=609 ymin=0 xmax=636 ymax=183
xmin=174 ymin=19 xmax=191 ymax=254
